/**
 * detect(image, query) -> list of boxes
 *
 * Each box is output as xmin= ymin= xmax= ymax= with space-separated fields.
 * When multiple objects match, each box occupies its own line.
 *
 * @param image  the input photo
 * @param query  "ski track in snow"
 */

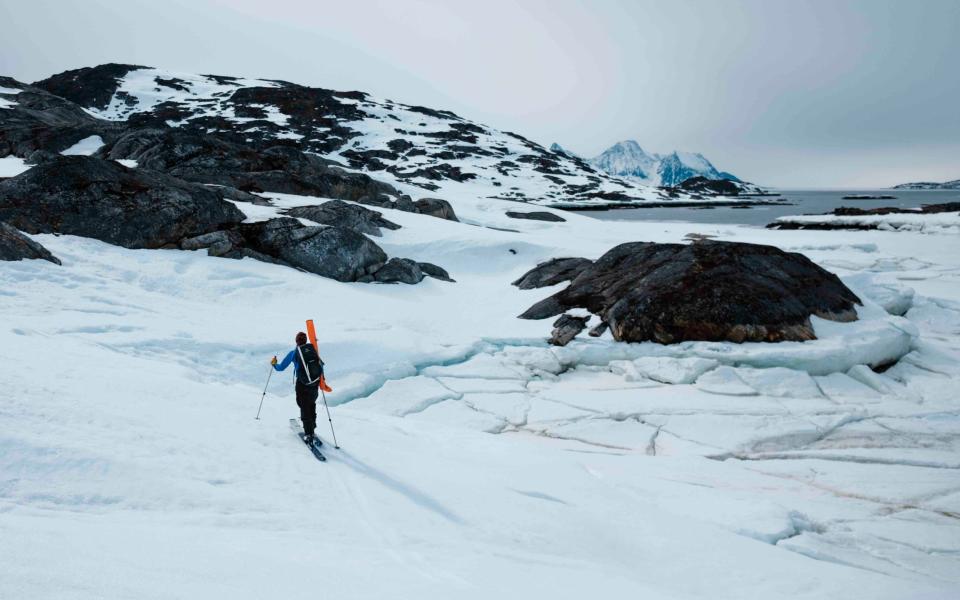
xmin=2 ymin=184 xmax=960 ymax=598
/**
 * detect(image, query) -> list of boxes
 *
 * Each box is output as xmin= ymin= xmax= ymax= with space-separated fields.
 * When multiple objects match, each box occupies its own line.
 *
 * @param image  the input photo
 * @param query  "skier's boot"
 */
xmin=304 ymin=434 xmax=314 ymax=445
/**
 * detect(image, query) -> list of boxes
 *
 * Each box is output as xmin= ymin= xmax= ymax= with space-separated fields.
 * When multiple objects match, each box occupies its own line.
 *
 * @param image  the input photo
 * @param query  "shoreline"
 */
xmin=554 ymin=198 xmax=790 ymax=211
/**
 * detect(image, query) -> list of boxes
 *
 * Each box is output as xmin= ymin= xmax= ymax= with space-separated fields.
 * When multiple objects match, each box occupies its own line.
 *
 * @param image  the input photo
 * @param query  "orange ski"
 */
xmin=306 ymin=319 xmax=333 ymax=392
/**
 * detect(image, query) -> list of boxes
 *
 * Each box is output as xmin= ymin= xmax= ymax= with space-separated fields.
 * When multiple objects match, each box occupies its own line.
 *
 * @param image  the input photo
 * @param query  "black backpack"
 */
xmin=295 ymin=343 xmax=324 ymax=386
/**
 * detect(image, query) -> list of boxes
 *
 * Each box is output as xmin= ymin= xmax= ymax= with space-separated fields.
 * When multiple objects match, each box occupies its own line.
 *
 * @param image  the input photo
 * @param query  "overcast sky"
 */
xmin=2 ymin=0 xmax=957 ymax=187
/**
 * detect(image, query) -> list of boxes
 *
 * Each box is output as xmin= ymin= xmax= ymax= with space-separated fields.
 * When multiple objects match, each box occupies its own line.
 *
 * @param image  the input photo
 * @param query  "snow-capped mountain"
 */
xmin=589 ymin=140 xmax=659 ymax=180
xmin=585 ymin=140 xmax=744 ymax=187
xmin=24 ymin=64 xmax=713 ymax=208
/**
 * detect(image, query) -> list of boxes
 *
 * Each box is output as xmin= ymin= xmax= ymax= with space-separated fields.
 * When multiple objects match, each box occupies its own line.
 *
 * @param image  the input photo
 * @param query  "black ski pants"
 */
xmin=295 ymin=381 xmax=319 ymax=436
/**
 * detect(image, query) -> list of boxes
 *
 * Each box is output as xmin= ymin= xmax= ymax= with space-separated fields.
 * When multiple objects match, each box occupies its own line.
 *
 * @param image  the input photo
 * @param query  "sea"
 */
xmin=584 ymin=189 xmax=960 ymax=227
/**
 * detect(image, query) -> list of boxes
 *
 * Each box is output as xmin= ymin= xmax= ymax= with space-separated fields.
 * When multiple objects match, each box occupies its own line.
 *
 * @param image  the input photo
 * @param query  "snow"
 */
xmin=0 ymin=155 xmax=30 ymax=177
xmin=60 ymin=135 xmax=105 ymax=156
xmin=2 ymin=185 xmax=960 ymax=598
xmin=0 ymin=85 xmax=23 ymax=94
xmin=0 ymin=97 xmax=17 ymax=109
xmin=114 ymin=158 xmax=138 ymax=168
xmin=774 ymin=211 xmax=960 ymax=234
xmin=675 ymin=151 xmax=714 ymax=173
xmin=86 ymin=68 xmax=280 ymax=122
xmin=610 ymin=356 xmax=718 ymax=384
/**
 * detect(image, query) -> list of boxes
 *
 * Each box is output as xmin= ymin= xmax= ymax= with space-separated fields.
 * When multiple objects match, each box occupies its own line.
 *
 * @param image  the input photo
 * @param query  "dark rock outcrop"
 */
xmin=0 ymin=76 xmax=120 ymax=158
xmin=505 ymin=211 xmax=566 ymax=222
xmin=413 ymin=198 xmax=458 ymax=221
xmin=675 ymin=176 xmax=741 ymax=196
xmin=418 ymin=262 xmax=454 ymax=282
xmin=550 ymin=314 xmax=588 ymax=346
xmin=518 ymin=241 xmax=862 ymax=344
xmin=285 ymin=201 xmax=400 ymax=237
xmin=0 ymin=222 xmax=60 ymax=264
xmin=100 ymin=127 xmax=399 ymax=202
xmin=237 ymin=218 xmax=387 ymax=282
xmin=372 ymin=257 xmax=424 ymax=284
xmin=511 ymin=257 xmax=593 ymax=290
xmin=0 ymin=156 xmax=245 ymax=248
xmin=33 ymin=63 xmax=147 ymax=111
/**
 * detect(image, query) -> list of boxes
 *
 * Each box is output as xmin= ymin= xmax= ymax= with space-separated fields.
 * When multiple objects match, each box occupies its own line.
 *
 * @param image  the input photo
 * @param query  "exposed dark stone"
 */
xmin=387 ymin=138 xmax=415 ymax=153
xmin=0 ymin=156 xmax=245 ymax=249
xmin=341 ymin=148 xmax=398 ymax=170
xmin=389 ymin=163 xmax=476 ymax=183
xmin=373 ymin=257 xmax=424 ymax=284
xmin=588 ymin=322 xmax=609 ymax=337
xmin=155 ymin=77 xmax=190 ymax=92
xmin=32 ymin=63 xmax=147 ymax=110
xmin=238 ymin=218 xmax=387 ymax=282
xmin=179 ymin=230 xmax=244 ymax=256
xmin=0 ymin=77 xmax=121 ymax=158
xmin=505 ymin=211 xmax=566 ymax=222
xmin=834 ymin=202 xmax=960 ymax=215
xmin=519 ymin=241 xmax=862 ymax=344
xmin=549 ymin=314 xmax=589 ymax=346
xmin=418 ymin=262 xmax=454 ymax=282
xmin=212 ymin=185 xmax=273 ymax=205
xmin=512 ymin=257 xmax=593 ymax=290
xmin=0 ymin=222 xmax=60 ymax=264
xmin=394 ymin=195 xmax=417 ymax=212
xmin=672 ymin=176 xmax=741 ymax=196
xmin=405 ymin=105 xmax=460 ymax=120
xmin=413 ymin=198 xmax=458 ymax=221
xmin=100 ymin=127 xmax=399 ymax=202
xmin=284 ymin=200 xmax=400 ymax=237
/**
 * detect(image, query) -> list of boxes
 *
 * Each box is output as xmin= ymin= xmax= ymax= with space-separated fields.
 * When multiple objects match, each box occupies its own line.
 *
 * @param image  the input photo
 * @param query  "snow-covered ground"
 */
xmin=773 ymin=211 xmax=960 ymax=234
xmin=2 ymin=187 xmax=959 ymax=598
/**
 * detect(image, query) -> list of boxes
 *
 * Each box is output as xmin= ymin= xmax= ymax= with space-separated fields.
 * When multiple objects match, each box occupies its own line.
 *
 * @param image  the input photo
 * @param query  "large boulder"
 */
xmin=413 ymin=198 xmax=458 ymax=221
xmin=373 ymin=257 xmax=424 ymax=284
xmin=0 ymin=222 xmax=60 ymax=264
xmin=0 ymin=156 xmax=245 ymax=248
xmin=518 ymin=241 xmax=862 ymax=344
xmin=285 ymin=201 xmax=400 ymax=237
xmin=512 ymin=257 xmax=593 ymax=290
xmin=239 ymin=218 xmax=387 ymax=282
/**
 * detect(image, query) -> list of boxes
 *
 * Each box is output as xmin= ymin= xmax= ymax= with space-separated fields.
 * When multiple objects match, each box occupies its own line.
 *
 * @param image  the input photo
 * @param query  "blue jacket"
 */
xmin=273 ymin=349 xmax=300 ymax=378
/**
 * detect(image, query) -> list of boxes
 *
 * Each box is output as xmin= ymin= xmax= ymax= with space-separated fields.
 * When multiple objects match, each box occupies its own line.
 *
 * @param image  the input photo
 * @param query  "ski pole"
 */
xmin=255 ymin=365 xmax=273 ymax=420
xmin=320 ymin=388 xmax=339 ymax=448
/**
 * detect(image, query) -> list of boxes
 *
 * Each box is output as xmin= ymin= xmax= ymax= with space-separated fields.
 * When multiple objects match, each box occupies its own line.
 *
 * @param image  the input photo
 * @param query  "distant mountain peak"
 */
xmin=549 ymin=142 xmax=577 ymax=158
xmin=585 ymin=140 xmax=744 ymax=187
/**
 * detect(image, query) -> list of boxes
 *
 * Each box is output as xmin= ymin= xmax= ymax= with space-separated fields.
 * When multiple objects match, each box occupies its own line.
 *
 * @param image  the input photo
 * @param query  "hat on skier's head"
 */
xmin=295 ymin=332 xmax=308 ymax=345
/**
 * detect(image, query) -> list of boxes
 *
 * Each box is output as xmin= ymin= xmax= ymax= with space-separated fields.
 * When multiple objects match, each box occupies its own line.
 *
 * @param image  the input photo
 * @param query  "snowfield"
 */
xmin=2 ymin=186 xmax=959 ymax=599
xmin=773 ymin=211 xmax=960 ymax=234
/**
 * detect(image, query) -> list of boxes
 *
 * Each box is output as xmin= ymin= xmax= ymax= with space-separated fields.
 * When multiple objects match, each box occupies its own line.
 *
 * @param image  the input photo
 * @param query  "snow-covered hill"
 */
xmin=25 ymin=64 xmax=717 ymax=209
xmin=892 ymin=178 xmax=960 ymax=190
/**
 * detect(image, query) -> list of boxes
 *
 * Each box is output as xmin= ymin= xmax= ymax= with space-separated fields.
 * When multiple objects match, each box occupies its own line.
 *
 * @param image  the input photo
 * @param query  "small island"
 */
xmin=842 ymin=194 xmax=897 ymax=200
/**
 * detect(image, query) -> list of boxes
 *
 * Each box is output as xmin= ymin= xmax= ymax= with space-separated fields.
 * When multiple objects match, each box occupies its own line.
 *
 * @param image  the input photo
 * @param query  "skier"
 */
xmin=272 ymin=332 xmax=323 ymax=444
